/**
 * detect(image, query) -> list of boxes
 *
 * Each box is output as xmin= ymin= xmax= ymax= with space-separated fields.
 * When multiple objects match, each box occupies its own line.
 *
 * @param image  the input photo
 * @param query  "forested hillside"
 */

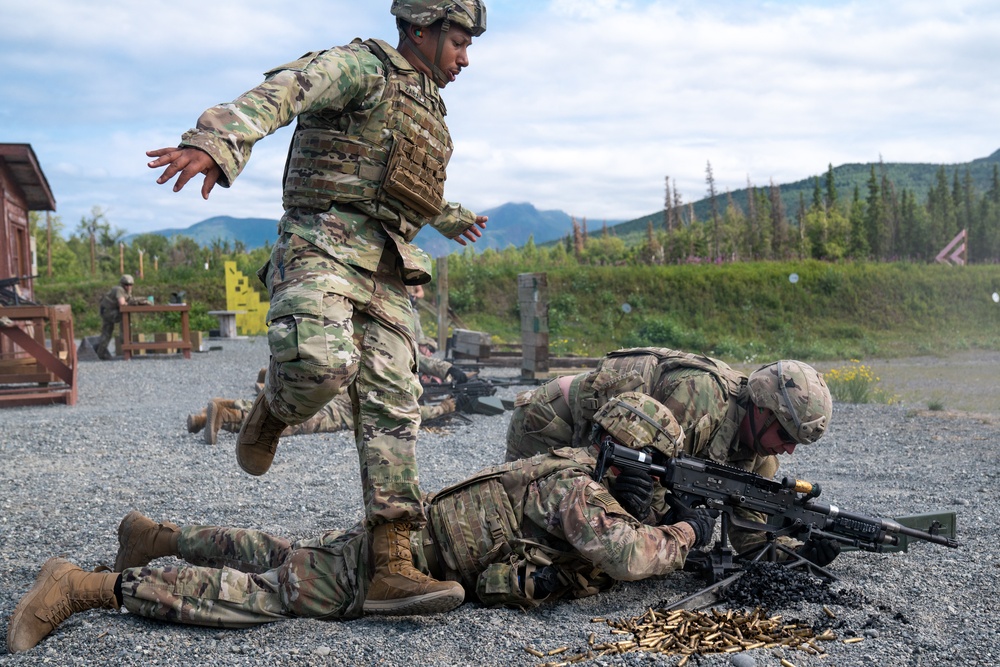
xmin=566 ymin=157 xmax=1000 ymax=265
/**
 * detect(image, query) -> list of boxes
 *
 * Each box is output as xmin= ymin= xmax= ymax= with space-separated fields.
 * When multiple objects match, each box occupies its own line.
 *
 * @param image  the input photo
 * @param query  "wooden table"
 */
xmin=0 ymin=304 xmax=78 ymax=406
xmin=207 ymin=309 xmax=244 ymax=338
xmin=120 ymin=304 xmax=192 ymax=360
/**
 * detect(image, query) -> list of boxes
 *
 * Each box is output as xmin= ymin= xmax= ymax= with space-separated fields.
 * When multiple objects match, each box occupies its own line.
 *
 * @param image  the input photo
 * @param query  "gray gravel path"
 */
xmin=1 ymin=338 xmax=997 ymax=666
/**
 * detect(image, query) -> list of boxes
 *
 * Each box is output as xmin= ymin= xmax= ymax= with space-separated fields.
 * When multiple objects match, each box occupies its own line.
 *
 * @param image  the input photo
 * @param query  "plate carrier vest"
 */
xmin=281 ymin=39 xmax=452 ymax=239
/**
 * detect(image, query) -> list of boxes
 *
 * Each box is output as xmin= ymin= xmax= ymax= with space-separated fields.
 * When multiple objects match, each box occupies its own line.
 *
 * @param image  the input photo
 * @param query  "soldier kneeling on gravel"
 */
xmin=506 ymin=349 xmax=841 ymax=568
xmin=8 ymin=393 xmax=716 ymax=654
xmin=188 ymin=366 xmax=459 ymax=445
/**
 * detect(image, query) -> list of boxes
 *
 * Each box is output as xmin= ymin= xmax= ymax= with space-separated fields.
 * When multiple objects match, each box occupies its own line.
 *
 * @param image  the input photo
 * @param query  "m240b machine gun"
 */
xmin=594 ymin=440 xmax=959 ymax=607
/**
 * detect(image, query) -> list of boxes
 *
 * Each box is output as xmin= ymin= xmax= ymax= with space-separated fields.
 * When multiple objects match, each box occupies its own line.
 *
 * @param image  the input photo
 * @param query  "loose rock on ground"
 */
xmin=1 ymin=338 xmax=997 ymax=666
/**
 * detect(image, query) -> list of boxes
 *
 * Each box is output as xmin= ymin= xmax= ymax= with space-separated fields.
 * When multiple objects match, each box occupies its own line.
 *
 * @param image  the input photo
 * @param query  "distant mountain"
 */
xmin=412 ymin=202 xmax=620 ymax=257
xmin=129 ymin=203 xmax=617 ymax=255
xmin=124 ymin=216 xmax=278 ymax=248
xmin=610 ymin=148 xmax=1000 ymax=240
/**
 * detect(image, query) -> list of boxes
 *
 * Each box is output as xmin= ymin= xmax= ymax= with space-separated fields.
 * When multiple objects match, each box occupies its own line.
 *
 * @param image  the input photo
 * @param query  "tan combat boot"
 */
xmin=114 ymin=510 xmax=180 ymax=571
xmin=204 ymin=399 xmax=245 ymax=445
xmin=364 ymin=522 xmax=464 ymax=615
xmin=236 ymin=392 xmax=288 ymax=475
xmin=7 ymin=558 xmax=120 ymax=653
xmin=187 ymin=410 xmax=207 ymax=433
xmin=254 ymin=367 xmax=267 ymax=394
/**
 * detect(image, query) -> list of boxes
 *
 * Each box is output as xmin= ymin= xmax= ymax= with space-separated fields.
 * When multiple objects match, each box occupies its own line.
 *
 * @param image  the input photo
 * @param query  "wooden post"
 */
xmin=154 ymin=256 xmax=159 ymax=273
xmin=138 ymin=249 xmax=144 ymax=279
xmin=518 ymin=273 xmax=549 ymax=380
xmin=436 ymin=256 xmax=449 ymax=355
xmin=119 ymin=242 xmax=124 ymax=274
xmin=46 ymin=212 xmax=52 ymax=278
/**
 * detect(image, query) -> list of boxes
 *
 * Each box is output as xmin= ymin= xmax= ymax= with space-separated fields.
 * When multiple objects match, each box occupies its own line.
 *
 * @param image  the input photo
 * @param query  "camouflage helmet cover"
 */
xmin=120 ymin=274 xmax=135 ymax=286
xmin=748 ymin=360 xmax=832 ymax=445
xmin=391 ymin=0 xmax=487 ymax=36
xmin=592 ymin=391 xmax=684 ymax=459
xmin=419 ymin=337 xmax=438 ymax=352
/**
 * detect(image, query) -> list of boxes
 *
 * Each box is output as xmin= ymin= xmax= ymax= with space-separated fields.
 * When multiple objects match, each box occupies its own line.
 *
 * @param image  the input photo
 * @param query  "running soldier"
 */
xmin=147 ymin=0 xmax=488 ymax=614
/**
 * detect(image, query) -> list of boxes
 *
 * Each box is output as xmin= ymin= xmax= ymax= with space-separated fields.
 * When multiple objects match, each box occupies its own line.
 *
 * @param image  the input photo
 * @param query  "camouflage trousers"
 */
xmin=120 ymin=523 xmax=371 ymax=626
xmin=232 ymin=395 xmax=449 ymax=436
xmin=261 ymin=233 xmax=424 ymax=528
xmin=94 ymin=315 xmax=119 ymax=360
xmin=233 ymin=395 xmax=352 ymax=436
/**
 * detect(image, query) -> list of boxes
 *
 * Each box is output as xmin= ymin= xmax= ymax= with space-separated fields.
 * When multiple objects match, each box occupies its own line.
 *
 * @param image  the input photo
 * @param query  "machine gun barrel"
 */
xmin=801 ymin=501 xmax=959 ymax=549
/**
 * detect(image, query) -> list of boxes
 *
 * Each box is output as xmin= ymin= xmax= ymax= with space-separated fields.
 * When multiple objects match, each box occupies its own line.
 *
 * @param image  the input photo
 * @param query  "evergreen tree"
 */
xmin=848 ymin=185 xmax=869 ymax=259
xmin=927 ymin=166 xmax=958 ymax=253
xmin=706 ymin=161 xmax=720 ymax=259
xmin=769 ymin=180 xmax=788 ymax=259
xmin=864 ymin=166 xmax=886 ymax=258
xmin=825 ymin=163 xmax=838 ymax=211
xmin=879 ymin=165 xmax=900 ymax=259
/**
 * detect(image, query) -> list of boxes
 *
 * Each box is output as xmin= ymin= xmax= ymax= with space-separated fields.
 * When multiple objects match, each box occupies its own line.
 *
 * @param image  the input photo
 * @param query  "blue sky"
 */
xmin=3 ymin=0 xmax=999 ymax=236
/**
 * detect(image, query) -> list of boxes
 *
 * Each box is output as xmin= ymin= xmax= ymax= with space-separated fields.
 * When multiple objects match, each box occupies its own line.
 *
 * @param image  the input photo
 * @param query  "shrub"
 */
xmin=824 ymin=360 xmax=898 ymax=404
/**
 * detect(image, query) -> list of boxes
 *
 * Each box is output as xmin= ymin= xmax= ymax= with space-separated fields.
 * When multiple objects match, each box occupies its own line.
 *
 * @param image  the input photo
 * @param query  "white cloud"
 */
xmin=3 ymin=0 xmax=1000 ymax=233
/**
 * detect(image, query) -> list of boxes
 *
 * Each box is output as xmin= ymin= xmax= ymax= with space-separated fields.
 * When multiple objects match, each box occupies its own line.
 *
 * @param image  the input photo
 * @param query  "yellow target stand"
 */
xmin=224 ymin=261 xmax=268 ymax=336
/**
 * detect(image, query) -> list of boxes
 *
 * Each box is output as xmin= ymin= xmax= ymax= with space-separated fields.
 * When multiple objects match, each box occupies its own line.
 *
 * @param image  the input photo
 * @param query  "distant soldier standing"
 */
xmin=147 ymin=1 xmax=488 ymax=614
xmin=94 ymin=274 xmax=148 ymax=361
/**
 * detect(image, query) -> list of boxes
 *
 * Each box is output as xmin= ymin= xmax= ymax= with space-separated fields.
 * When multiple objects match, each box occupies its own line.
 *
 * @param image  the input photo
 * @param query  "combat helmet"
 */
xmin=391 ymin=0 xmax=487 ymax=37
xmin=591 ymin=392 xmax=684 ymax=459
xmin=748 ymin=360 xmax=832 ymax=445
xmin=120 ymin=274 xmax=135 ymax=286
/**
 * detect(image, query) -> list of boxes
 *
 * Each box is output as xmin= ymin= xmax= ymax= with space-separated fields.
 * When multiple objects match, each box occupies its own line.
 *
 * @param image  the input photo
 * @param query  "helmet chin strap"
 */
xmin=403 ymin=19 xmax=452 ymax=87
xmin=747 ymin=406 xmax=776 ymax=455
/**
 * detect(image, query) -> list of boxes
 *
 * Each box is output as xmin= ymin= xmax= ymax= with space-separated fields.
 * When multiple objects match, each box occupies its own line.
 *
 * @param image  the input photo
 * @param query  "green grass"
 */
xmin=32 ymin=259 xmax=1000 ymax=365
xmin=429 ymin=260 xmax=1000 ymax=363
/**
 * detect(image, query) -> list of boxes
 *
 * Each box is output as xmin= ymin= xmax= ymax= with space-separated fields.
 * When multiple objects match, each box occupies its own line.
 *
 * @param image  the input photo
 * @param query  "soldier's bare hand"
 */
xmin=146 ymin=147 xmax=222 ymax=199
xmin=452 ymin=216 xmax=488 ymax=246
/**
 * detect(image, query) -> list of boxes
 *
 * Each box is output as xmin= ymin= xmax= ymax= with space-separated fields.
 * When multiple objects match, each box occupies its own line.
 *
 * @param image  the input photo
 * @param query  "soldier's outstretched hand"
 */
xmin=146 ymin=147 xmax=222 ymax=199
xmin=453 ymin=215 xmax=488 ymax=246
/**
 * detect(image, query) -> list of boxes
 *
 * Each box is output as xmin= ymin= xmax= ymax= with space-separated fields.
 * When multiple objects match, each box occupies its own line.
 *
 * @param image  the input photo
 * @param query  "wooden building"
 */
xmin=0 ymin=143 xmax=56 ymax=301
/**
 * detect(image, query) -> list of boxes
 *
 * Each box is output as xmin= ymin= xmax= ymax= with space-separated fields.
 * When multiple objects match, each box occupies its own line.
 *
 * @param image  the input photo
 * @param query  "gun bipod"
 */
xmin=663 ymin=513 xmax=837 ymax=612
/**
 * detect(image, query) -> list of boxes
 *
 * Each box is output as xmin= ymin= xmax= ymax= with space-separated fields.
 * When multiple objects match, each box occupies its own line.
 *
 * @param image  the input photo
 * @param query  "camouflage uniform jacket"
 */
xmin=421 ymin=446 xmax=695 ymax=609
xmin=418 ymin=353 xmax=453 ymax=380
xmin=585 ymin=348 xmax=792 ymax=552
xmin=557 ymin=348 xmax=758 ymax=468
xmin=178 ymin=38 xmax=476 ymax=285
xmin=99 ymin=285 xmax=143 ymax=322
xmin=506 ymin=348 xmax=782 ymax=552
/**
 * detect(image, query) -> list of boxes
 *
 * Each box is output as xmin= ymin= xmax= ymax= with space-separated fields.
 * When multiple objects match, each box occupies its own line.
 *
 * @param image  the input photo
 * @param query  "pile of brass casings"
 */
xmin=526 ymin=607 xmax=845 ymax=667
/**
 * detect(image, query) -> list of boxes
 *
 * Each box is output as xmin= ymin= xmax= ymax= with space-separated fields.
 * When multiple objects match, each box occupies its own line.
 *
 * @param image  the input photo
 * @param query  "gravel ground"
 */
xmin=1 ymin=338 xmax=998 ymax=667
